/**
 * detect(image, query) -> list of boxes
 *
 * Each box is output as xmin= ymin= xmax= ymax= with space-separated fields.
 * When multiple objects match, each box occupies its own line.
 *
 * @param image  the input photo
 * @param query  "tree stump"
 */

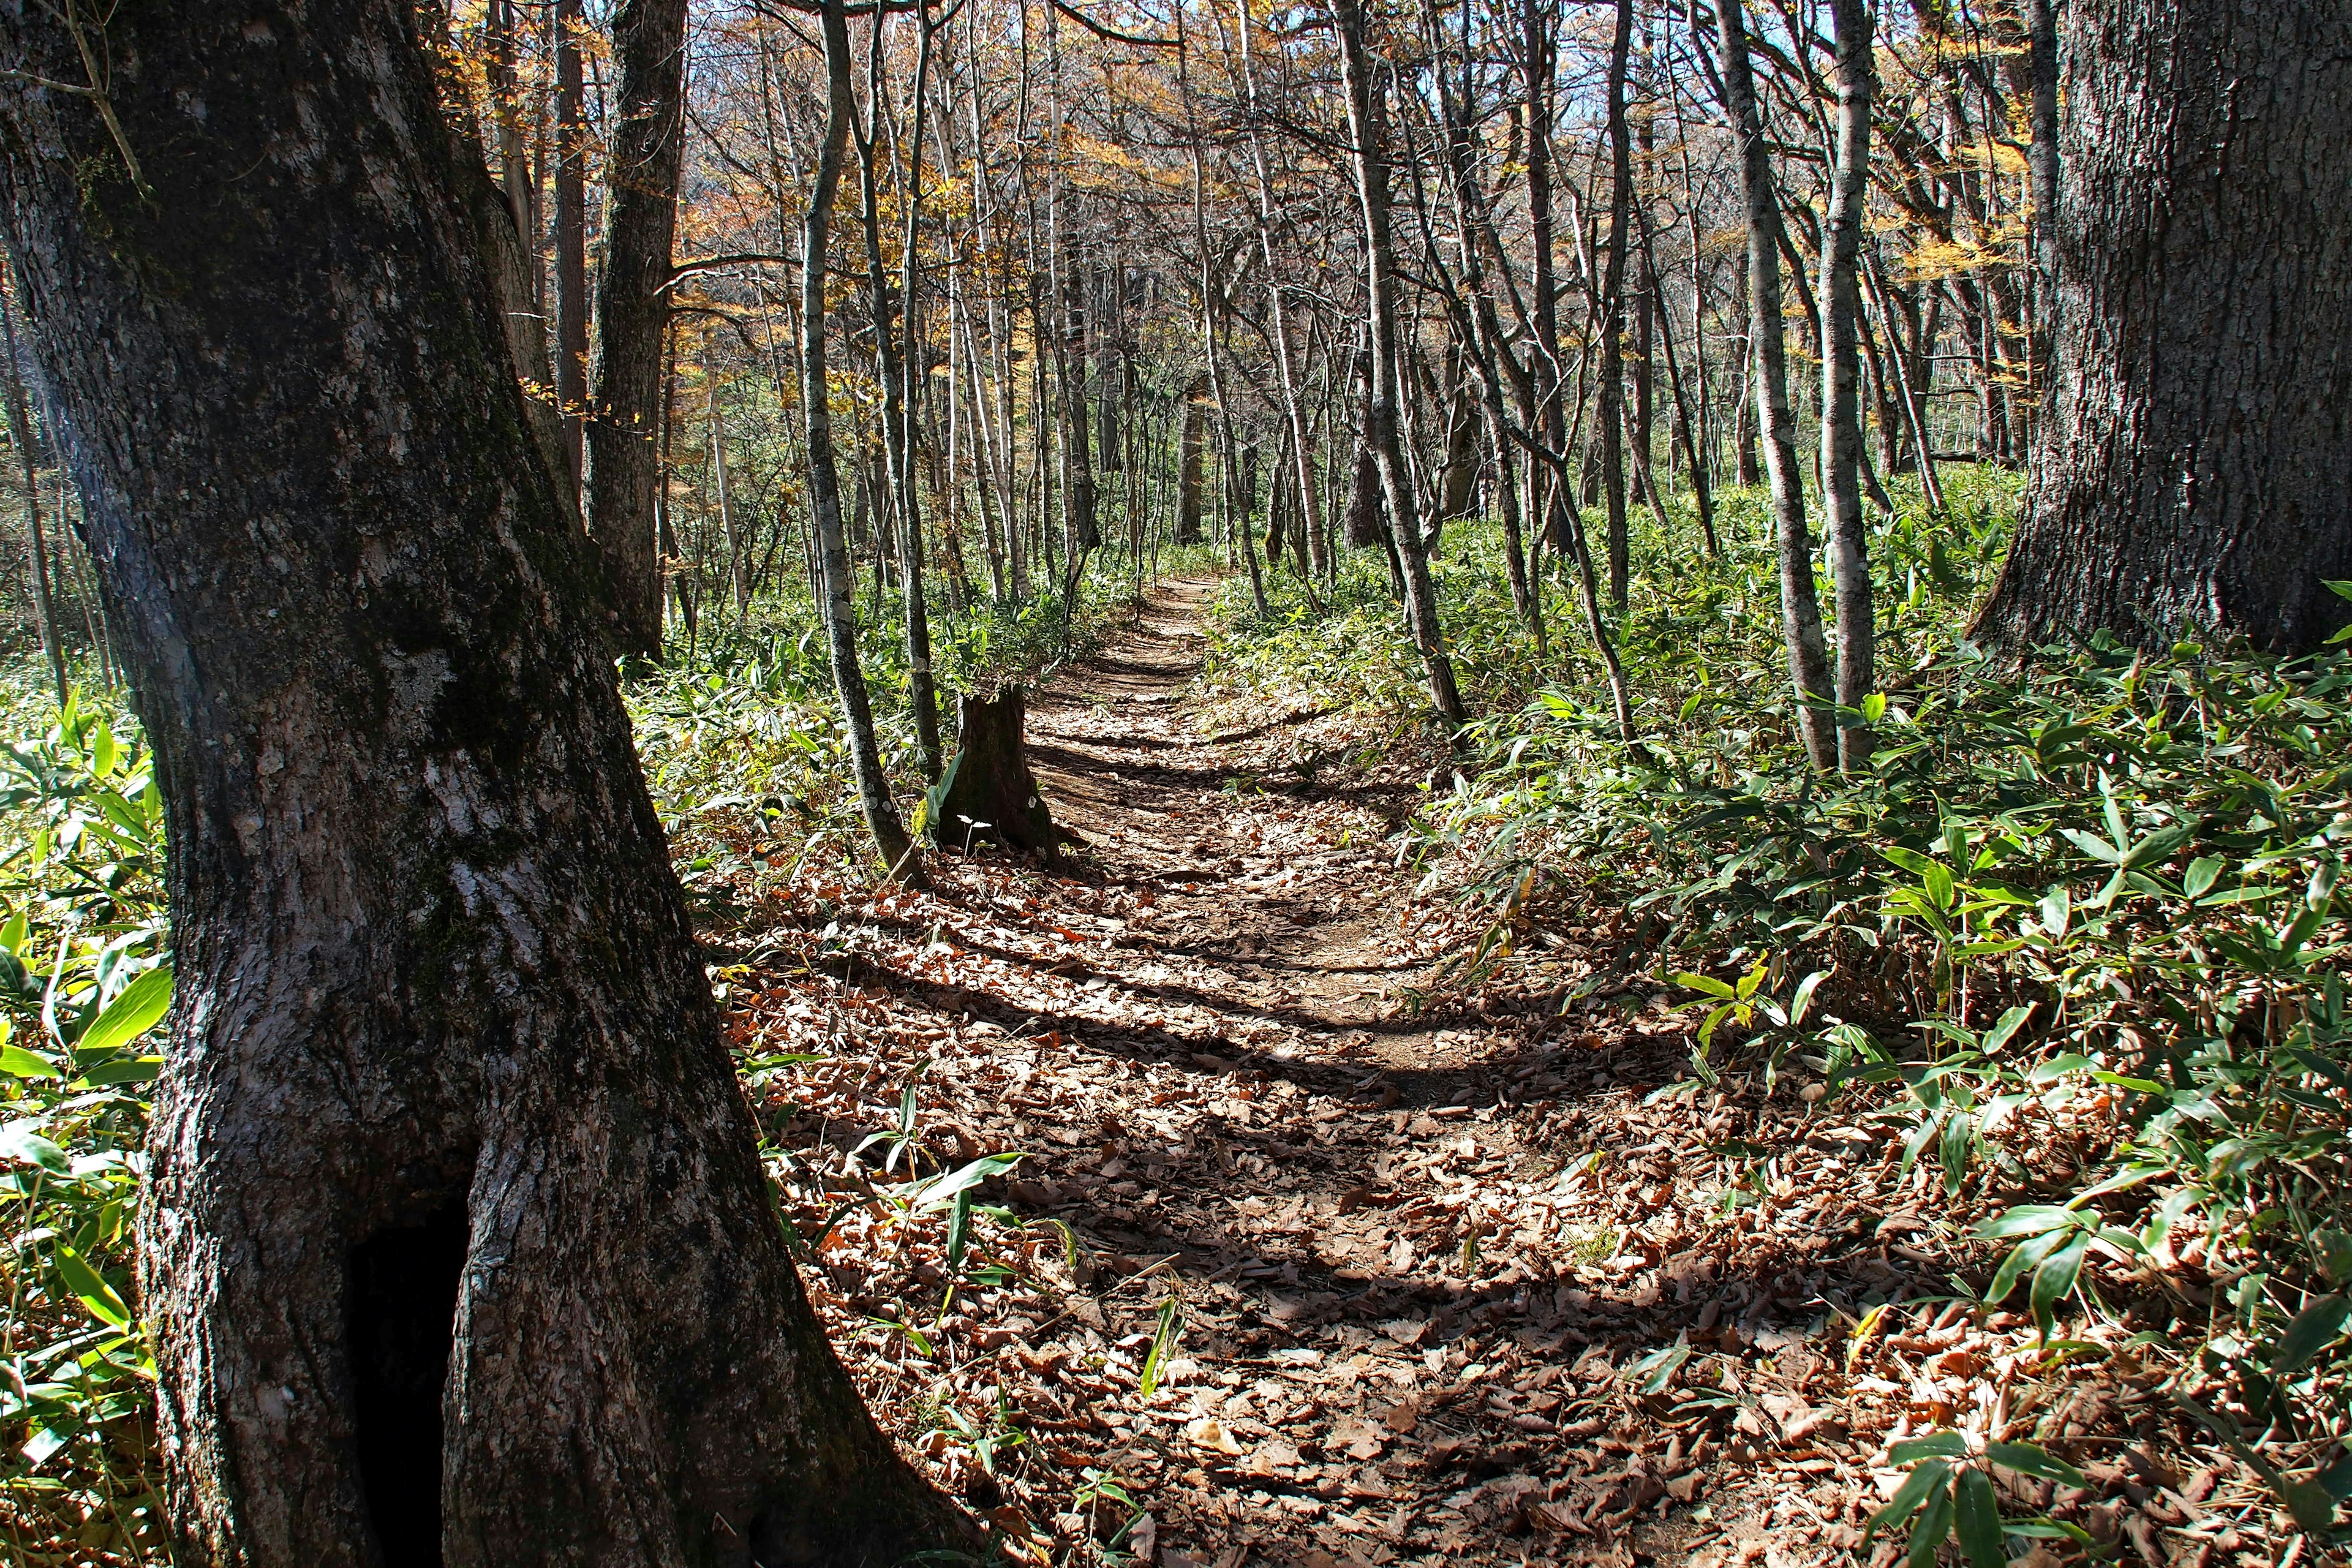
xmin=934 ymin=687 xmax=1059 ymax=861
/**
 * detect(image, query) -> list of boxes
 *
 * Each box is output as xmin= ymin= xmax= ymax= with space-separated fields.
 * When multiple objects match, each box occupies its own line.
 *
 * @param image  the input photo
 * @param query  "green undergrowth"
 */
xmin=1207 ymin=467 xmax=2352 ymax=1549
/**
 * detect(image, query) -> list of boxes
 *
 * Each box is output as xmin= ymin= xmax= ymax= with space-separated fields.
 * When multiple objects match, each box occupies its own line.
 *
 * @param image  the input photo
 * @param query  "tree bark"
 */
xmin=1819 ymin=0 xmax=1877 ymax=769
xmin=1716 ymin=0 xmax=1837 ymax=769
xmin=0 ymin=274 xmax=65 ymax=705
xmin=1597 ymin=0 xmax=1634 ymax=612
xmin=1977 ymin=2 xmax=2352 ymax=654
xmin=0 ymin=6 xmax=970 ymax=1566
xmin=587 ymin=0 xmax=689 ymax=664
xmin=805 ymin=0 xmax=921 ymax=875
xmin=935 ymin=687 xmax=1057 ymax=861
xmin=552 ymin=0 xmax=589 ymax=503
xmin=1334 ymin=0 xmax=1468 ymax=728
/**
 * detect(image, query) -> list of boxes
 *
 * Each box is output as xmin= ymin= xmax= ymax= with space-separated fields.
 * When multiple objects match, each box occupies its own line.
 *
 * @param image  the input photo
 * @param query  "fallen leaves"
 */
xmin=673 ymin=587 xmax=2291 ymax=1567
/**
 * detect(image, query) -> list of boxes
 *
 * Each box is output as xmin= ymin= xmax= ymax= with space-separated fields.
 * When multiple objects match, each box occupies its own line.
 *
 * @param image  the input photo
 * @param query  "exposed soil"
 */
xmin=707 ymin=581 xmax=2282 ymax=1568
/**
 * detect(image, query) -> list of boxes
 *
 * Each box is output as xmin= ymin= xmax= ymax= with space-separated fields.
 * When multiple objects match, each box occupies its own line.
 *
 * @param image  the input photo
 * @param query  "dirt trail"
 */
xmin=722 ymin=581 xmax=2148 ymax=1568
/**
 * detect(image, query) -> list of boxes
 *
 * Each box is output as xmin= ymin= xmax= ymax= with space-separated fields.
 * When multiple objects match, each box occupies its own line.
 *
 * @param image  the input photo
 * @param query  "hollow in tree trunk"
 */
xmin=0 ymin=7 xmax=971 ymax=1565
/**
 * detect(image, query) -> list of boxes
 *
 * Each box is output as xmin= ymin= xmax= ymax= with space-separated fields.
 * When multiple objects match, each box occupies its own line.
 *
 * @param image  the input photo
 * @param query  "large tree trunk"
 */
xmin=1716 ymin=0 xmax=1837 ymax=769
xmin=1978 ymin=3 xmax=2352 ymax=654
xmin=0 ymin=7 xmax=968 ymax=1565
xmin=587 ymin=0 xmax=689 ymax=664
xmin=1818 ymin=0 xmax=1877 ymax=770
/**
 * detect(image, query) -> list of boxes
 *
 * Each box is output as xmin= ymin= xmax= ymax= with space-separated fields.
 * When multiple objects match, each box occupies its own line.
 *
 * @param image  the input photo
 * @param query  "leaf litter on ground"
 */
xmin=684 ymin=584 xmax=2299 ymax=1568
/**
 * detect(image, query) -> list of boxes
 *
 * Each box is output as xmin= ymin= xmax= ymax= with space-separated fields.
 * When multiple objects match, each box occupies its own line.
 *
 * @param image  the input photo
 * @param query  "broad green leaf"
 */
xmin=1888 ymin=1431 xmax=1969 ymax=1464
xmin=1882 ymin=846 xmax=1936 ymax=876
xmin=1907 ymin=1476 xmax=1956 ymax=1568
xmin=1864 ymin=1460 xmax=1949 ymax=1545
xmin=2270 ymin=1294 xmax=2350 ymax=1378
xmin=77 ymin=967 xmax=173 ymax=1059
xmin=1988 ymin=1229 xmax=2068 ymax=1310
xmin=945 ymin=1188 xmax=973 ymax=1271
xmin=2037 ymin=884 xmax=2070 ymax=940
xmin=906 ymin=1152 xmax=1025 ymax=1213
xmin=2184 ymin=856 xmax=2225 ymax=899
xmin=2030 ymin=1232 xmax=2091 ymax=1340
xmin=55 ymin=1244 xmax=131 ymax=1330
xmin=0 ymin=1118 xmax=69 ymax=1175
xmin=1981 ymin=1005 xmax=2035 ymax=1055
xmin=74 ymin=1055 xmax=162 ymax=1088
xmin=0 ymin=1042 xmax=61 ymax=1079
xmin=1988 ymin=1442 xmax=2087 ymax=1488
xmin=1952 ymin=1467 xmax=2005 ymax=1568
xmin=1669 ymin=970 xmax=1738 ymax=1000
xmin=2057 ymin=827 xmax=2122 ymax=865
xmin=2283 ymin=1478 xmax=2339 ymax=1535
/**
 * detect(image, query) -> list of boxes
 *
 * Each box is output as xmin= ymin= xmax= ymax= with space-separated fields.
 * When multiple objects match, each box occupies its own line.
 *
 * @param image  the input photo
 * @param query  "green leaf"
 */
xmin=2057 ymin=827 xmax=2122 ymax=865
xmin=2184 ymin=856 xmax=2225 ymax=899
xmin=1634 ymin=1340 xmax=1692 ymax=1393
xmin=2120 ymin=824 xmax=2195 ymax=870
xmin=2029 ymin=1232 xmax=2091 ymax=1340
xmin=1889 ymin=1431 xmax=1969 ymax=1464
xmin=1136 ymin=1295 xmax=1181 ymax=1400
xmin=1953 ymin=1467 xmax=2005 ymax=1568
xmin=2037 ymin=884 xmax=2071 ymax=941
xmin=1864 ymin=1460 xmax=1950 ymax=1545
xmin=2270 ymin=1295 xmax=2350 ymax=1378
xmin=0 ymin=1042 xmax=61 ymax=1079
xmin=75 ymin=967 xmax=173 ymax=1058
xmin=1670 ymin=970 xmax=1738 ymax=1000
xmin=2283 ymin=1477 xmax=2339 ymax=1535
xmin=1908 ymin=1475 xmax=1957 ymax=1568
xmin=1978 ymin=1205 xmax=2079 ymax=1241
xmin=945 ymin=1188 xmax=973 ymax=1272
xmin=1923 ymin=860 xmax=1956 ymax=914
xmin=1988 ymin=1442 xmax=2087 ymax=1489
xmin=1861 ymin=692 xmax=1888 ymax=724
xmin=55 ymin=1244 xmax=131 ymax=1330
xmin=1981 ymin=1005 xmax=2035 ymax=1055
xmin=1882 ymin=845 xmax=1936 ymax=876
xmin=906 ymin=1152 xmax=1025 ymax=1213
xmin=0 ymin=1118 xmax=69 ymax=1175
xmin=74 ymin=1055 xmax=162 ymax=1088
xmin=1790 ymin=970 xmax=1830 ymax=1027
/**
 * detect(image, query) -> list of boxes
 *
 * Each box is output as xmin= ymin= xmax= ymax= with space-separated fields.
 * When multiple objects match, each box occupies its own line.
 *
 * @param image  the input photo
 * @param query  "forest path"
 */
xmin=728 ymin=579 xmax=1953 ymax=1568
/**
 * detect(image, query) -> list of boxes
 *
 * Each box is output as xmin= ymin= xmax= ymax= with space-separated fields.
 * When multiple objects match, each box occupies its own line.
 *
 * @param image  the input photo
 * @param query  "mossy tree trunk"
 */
xmin=0 ymin=6 xmax=968 ymax=1566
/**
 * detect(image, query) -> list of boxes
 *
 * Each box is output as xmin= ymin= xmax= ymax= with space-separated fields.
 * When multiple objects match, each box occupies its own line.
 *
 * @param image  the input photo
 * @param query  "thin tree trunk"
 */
xmin=586 ymin=0 xmax=688 ymax=663
xmin=552 ymin=0 xmax=589 ymax=504
xmin=0 ymin=274 xmax=65 ymax=704
xmin=0 ymin=6 xmax=974 ymax=1564
xmin=1819 ymin=0 xmax=1877 ymax=770
xmin=1335 ymin=0 xmax=1467 ymax=728
xmin=804 ymin=0 xmax=919 ymax=873
xmin=1598 ymin=0 xmax=1634 ymax=611
xmin=1716 ymin=0 xmax=1836 ymax=769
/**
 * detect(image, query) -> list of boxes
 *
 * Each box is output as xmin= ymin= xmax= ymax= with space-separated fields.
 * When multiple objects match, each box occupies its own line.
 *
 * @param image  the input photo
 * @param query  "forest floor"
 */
xmin=704 ymin=581 xmax=2270 ymax=1568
